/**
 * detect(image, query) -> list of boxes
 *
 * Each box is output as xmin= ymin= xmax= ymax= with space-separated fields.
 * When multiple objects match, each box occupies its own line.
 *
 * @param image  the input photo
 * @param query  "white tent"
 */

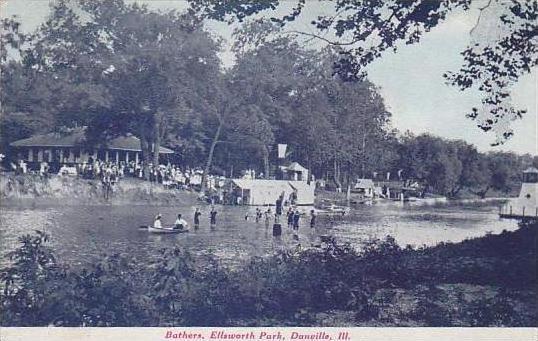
xmin=288 ymin=181 xmax=316 ymax=205
xmin=353 ymin=178 xmax=376 ymax=198
xmin=231 ymin=179 xmax=315 ymax=206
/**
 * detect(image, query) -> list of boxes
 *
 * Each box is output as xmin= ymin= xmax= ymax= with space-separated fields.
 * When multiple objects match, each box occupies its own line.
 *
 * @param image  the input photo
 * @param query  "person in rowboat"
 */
xmin=153 ymin=214 xmax=163 ymax=229
xmin=174 ymin=214 xmax=189 ymax=230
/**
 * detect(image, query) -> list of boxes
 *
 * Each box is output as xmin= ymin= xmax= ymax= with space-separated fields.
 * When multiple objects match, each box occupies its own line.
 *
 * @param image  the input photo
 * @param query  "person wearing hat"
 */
xmin=153 ymin=214 xmax=163 ymax=229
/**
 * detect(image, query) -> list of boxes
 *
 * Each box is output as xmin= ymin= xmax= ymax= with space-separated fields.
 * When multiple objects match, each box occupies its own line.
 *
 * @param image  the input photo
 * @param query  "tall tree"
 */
xmin=23 ymin=0 xmax=221 ymax=172
xmin=191 ymin=0 xmax=537 ymax=144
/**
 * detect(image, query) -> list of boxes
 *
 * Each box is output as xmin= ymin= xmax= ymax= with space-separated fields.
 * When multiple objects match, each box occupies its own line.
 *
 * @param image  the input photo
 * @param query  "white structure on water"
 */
xmin=230 ymin=179 xmax=315 ymax=206
xmin=500 ymin=167 xmax=538 ymax=221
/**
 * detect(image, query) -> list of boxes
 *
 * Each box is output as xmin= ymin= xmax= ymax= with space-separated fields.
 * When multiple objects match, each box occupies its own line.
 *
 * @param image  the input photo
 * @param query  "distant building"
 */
xmin=9 ymin=128 xmax=174 ymax=166
xmin=279 ymin=161 xmax=309 ymax=181
xmin=352 ymin=178 xmax=376 ymax=198
xmin=500 ymin=167 xmax=538 ymax=221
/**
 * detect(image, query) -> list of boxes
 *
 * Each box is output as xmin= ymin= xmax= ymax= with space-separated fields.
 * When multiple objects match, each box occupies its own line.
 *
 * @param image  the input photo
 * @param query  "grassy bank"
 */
xmin=0 ymin=173 xmax=196 ymax=205
xmin=1 ymin=224 xmax=536 ymax=327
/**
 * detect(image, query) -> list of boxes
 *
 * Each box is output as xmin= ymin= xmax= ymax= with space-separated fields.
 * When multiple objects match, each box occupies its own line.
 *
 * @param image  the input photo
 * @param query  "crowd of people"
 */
xmin=6 ymin=156 xmax=208 ymax=189
xmin=247 ymin=206 xmax=316 ymax=231
xmin=153 ymin=204 xmax=316 ymax=234
xmin=75 ymin=158 xmax=205 ymax=188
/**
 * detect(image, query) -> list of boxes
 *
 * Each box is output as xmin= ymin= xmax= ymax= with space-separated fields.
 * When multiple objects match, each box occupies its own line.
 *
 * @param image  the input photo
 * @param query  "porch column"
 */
xmin=125 ymin=151 xmax=129 ymax=163
xmin=135 ymin=152 xmax=139 ymax=164
xmin=28 ymin=148 xmax=33 ymax=162
xmin=47 ymin=149 xmax=52 ymax=162
xmin=37 ymin=149 xmax=43 ymax=162
xmin=115 ymin=151 xmax=119 ymax=163
xmin=69 ymin=149 xmax=75 ymax=163
xmin=105 ymin=151 xmax=109 ymax=162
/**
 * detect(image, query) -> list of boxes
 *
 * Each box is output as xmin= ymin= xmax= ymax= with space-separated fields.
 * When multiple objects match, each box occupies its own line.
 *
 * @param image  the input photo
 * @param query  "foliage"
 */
xmin=1 ymin=225 xmax=536 ymax=327
xmin=397 ymin=133 xmax=533 ymax=197
xmin=191 ymin=0 xmax=536 ymax=144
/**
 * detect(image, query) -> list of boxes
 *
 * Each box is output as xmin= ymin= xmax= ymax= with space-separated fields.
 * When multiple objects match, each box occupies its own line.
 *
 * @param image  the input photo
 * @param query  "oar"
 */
xmin=139 ymin=225 xmax=149 ymax=229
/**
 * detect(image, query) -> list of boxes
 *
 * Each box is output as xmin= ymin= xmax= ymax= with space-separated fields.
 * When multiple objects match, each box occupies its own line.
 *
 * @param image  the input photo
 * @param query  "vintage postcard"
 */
xmin=0 ymin=0 xmax=536 ymax=340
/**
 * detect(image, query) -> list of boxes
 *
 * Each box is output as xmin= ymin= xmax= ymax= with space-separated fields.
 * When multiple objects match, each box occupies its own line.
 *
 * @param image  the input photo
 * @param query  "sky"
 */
xmin=1 ymin=0 xmax=536 ymax=155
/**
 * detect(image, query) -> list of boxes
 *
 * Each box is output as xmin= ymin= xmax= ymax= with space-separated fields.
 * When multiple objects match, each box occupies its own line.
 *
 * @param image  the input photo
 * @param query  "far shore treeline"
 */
xmin=1 ymin=0 xmax=537 ymax=198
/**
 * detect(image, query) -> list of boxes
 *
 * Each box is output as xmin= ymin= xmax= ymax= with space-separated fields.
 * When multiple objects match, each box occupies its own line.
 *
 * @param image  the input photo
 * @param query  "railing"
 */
xmin=499 ymin=204 xmax=538 ymax=219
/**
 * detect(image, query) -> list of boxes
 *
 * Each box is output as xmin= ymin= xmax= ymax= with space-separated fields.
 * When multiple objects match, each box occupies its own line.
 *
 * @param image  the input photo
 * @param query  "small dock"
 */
xmin=499 ymin=204 xmax=538 ymax=221
xmin=498 ymin=167 xmax=538 ymax=222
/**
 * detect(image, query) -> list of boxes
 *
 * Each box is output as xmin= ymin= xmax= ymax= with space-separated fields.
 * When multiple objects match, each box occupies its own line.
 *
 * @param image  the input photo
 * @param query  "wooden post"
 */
xmin=116 ymin=151 xmax=119 ymax=163
xmin=135 ymin=152 xmax=139 ymax=164
xmin=522 ymin=207 xmax=525 ymax=217
xmin=125 ymin=151 xmax=129 ymax=163
xmin=105 ymin=151 xmax=109 ymax=162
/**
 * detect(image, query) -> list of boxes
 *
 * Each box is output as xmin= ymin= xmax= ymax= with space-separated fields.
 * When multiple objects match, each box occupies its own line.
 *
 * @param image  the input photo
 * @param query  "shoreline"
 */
xmin=1 ymin=223 xmax=535 ymax=327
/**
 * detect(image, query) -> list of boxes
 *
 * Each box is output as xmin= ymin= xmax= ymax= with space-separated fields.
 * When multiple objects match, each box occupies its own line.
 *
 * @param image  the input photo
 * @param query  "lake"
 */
xmin=0 ymin=199 xmax=519 ymax=267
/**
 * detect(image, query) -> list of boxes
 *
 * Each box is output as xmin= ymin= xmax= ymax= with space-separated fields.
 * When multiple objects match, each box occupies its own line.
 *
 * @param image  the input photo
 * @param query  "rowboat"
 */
xmin=141 ymin=225 xmax=189 ymax=234
xmin=316 ymin=204 xmax=350 ymax=216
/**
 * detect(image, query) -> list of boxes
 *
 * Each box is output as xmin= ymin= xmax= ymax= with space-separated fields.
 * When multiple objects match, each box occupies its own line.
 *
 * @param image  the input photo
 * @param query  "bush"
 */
xmin=1 ymin=227 xmax=536 ymax=327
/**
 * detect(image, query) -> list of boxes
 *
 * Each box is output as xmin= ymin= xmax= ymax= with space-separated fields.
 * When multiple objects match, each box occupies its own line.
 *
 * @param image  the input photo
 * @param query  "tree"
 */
xmin=400 ymin=134 xmax=463 ymax=196
xmin=453 ymin=141 xmax=492 ymax=197
xmin=22 ymin=0 xmax=222 ymax=174
xmin=191 ymin=0 xmax=537 ymax=144
xmin=445 ymin=0 xmax=537 ymax=144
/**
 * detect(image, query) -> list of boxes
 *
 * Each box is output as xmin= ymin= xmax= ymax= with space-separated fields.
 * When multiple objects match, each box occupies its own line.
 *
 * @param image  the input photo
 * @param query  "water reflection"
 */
xmin=0 ymin=201 xmax=518 ymax=267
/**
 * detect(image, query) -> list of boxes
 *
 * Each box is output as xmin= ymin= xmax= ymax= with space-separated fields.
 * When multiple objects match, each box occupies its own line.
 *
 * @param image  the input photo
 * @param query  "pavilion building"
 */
xmin=9 ymin=128 xmax=174 ymax=166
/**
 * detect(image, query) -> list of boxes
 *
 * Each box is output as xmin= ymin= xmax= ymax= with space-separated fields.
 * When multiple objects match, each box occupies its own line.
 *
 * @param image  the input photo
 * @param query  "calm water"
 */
xmin=0 ymin=199 xmax=518 ymax=267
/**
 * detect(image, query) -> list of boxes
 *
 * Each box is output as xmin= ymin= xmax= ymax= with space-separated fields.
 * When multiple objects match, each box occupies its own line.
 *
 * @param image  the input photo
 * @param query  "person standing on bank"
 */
xmin=194 ymin=208 xmax=202 ymax=229
xmin=210 ymin=207 xmax=218 ymax=226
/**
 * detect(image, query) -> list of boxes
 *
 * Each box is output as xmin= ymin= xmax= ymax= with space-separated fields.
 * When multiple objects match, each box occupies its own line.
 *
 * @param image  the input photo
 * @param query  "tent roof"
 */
xmin=286 ymin=162 xmax=308 ymax=172
xmin=523 ymin=167 xmax=538 ymax=174
xmin=232 ymin=179 xmax=292 ymax=191
xmin=10 ymin=129 xmax=174 ymax=154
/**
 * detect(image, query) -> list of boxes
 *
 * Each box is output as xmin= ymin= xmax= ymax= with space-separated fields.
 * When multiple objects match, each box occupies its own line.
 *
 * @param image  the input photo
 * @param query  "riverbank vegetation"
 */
xmin=1 ymin=223 xmax=535 ymax=327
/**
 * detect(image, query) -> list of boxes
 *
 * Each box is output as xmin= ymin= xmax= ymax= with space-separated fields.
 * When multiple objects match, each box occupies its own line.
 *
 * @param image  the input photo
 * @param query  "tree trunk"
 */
xmin=201 ymin=121 xmax=222 ymax=194
xmin=140 ymin=136 xmax=151 ymax=181
xmin=153 ymin=124 xmax=160 ymax=167
xmin=472 ymin=186 xmax=490 ymax=199
xmin=262 ymin=145 xmax=270 ymax=179
xmin=334 ymin=159 xmax=342 ymax=189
